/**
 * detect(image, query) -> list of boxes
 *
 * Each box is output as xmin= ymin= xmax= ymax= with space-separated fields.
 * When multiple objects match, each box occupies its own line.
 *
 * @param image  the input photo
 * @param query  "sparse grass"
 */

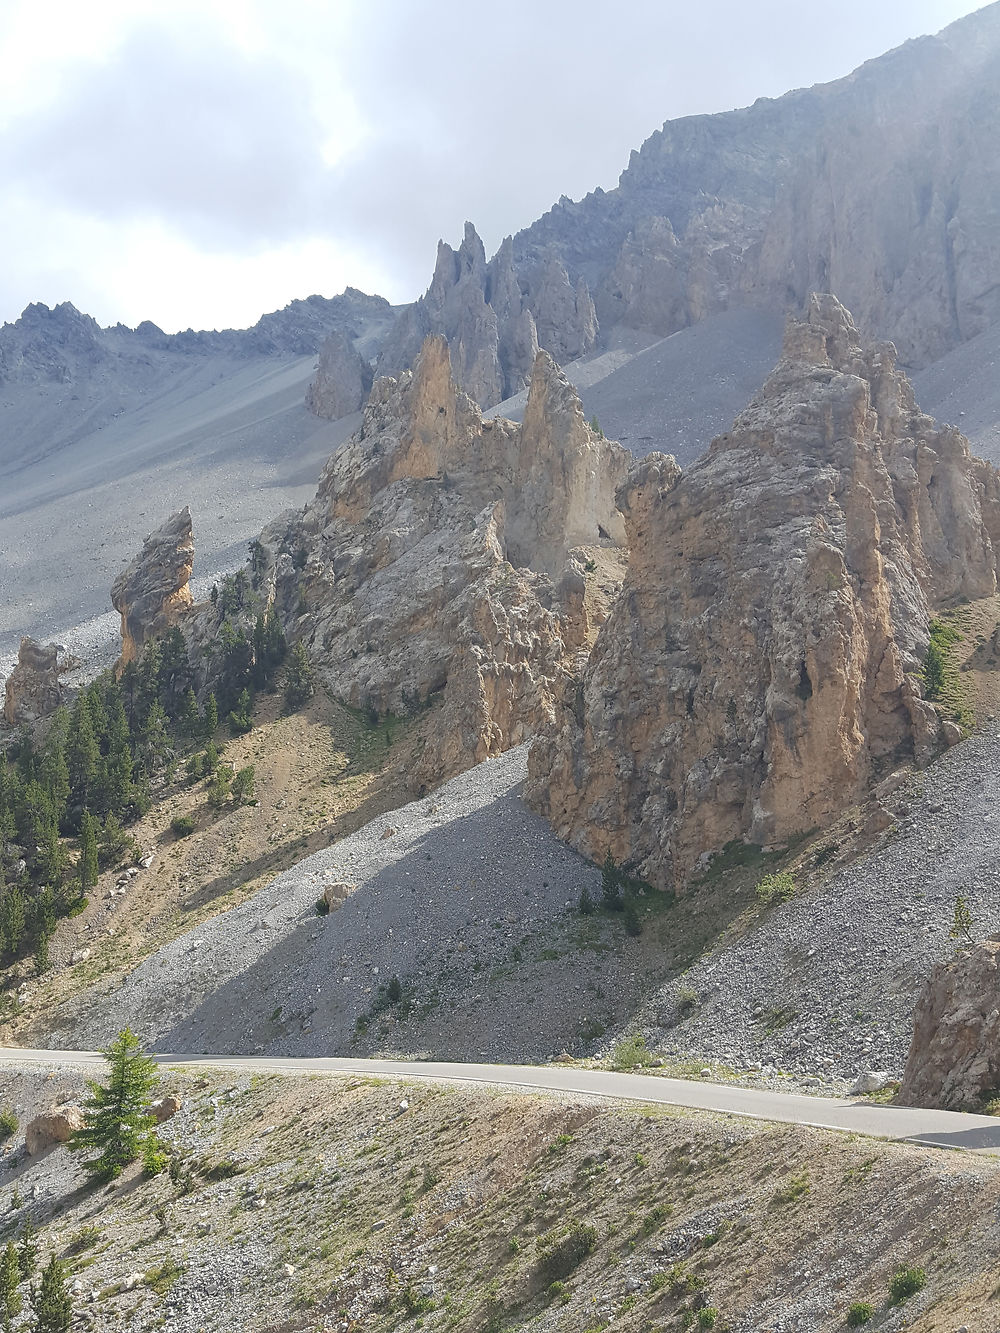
xmin=145 ymin=1256 xmax=185 ymax=1295
xmin=771 ymin=1173 xmax=811 ymax=1205
xmin=754 ymin=871 xmax=797 ymax=905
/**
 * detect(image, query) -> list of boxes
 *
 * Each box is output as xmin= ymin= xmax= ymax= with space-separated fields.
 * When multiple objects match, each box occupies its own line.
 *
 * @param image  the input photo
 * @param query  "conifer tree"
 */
xmin=31 ymin=1254 xmax=71 ymax=1333
xmin=69 ymin=1029 xmax=159 ymax=1180
xmin=17 ymin=1220 xmax=37 ymax=1282
xmin=0 ymin=1239 xmax=21 ymax=1333
xmin=283 ymin=641 xmax=314 ymax=710
xmin=203 ymin=693 xmax=219 ymax=738
xmin=78 ymin=812 xmax=98 ymax=893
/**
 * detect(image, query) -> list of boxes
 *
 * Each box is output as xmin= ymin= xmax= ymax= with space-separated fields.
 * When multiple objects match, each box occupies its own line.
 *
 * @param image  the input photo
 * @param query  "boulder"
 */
xmin=150 ymin=1095 xmax=182 ymax=1123
xmin=111 ymin=507 xmax=194 ymax=666
xmin=527 ymin=295 xmax=1000 ymax=888
xmin=25 ymin=1104 xmax=84 ymax=1155
xmin=320 ymin=882 xmax=354 ymax=912
xmin=2 ymin=637 xmax=64 ymax=726
xmin=898 ymin=935 xmax=1000 ymax=1109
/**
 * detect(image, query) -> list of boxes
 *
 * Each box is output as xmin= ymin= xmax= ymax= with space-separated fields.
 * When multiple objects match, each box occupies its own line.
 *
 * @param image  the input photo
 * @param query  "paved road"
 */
xmin=3 ymin=1048 xmax=1000 ymax=1155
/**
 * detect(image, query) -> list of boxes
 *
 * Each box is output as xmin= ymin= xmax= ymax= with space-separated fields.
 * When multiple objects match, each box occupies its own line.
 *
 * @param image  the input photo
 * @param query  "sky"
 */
xmin=0 ymin=0 xmax=988 ymax=334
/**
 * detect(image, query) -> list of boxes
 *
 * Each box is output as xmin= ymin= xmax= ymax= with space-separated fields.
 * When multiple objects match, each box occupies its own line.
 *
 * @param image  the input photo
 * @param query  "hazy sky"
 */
xmin=0 ymin=0 xmax=988 ymax=333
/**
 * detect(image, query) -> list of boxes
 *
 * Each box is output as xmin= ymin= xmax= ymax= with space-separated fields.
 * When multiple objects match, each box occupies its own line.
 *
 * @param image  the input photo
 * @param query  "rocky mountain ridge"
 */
xmin=527 ymin=294 xmax=1000 ymax=887
xmin=0 ymin=288 xmax=394 ymax=388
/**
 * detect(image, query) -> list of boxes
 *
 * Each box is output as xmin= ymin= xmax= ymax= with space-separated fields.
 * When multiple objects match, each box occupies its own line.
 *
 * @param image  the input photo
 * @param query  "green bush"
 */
xmin=170 ymin=815 xmax=195 ymax=839
xmin=611 ymin=1033 xmax=655 ymax=1070
xmin=537 ymin=1223 xmax=597 ymax=1280
xmin=0 ymin=1106 xmax=17 ymax=1139
xmin=755 ymin=871 xmax=796 ymax=905
xmin=697 ymin=1311 xmax=718 ymax=1331
xmin=579 ymin=885 xmax=596 ymax=916
xmin=386 ymin=976 xmax=403 ymax=1004
xmin=315 ymin=897 xmax=330 ymax=917
xmin=887 ymin=1266 xmax=926 ymax=1305
xmin=846 ymin=1302 xmax=874 ymax=1327
xmin=623 ymin=898 xmax=643 ymax=936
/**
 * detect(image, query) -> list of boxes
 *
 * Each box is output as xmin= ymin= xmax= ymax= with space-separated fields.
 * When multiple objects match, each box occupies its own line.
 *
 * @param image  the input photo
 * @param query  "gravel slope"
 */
xmin=0 ymin=355 xmax=357 ymax=662
xmin=913 ymin=314 xmax=1000 ymax=464
xmin=647 ymin=731 xmax=1000 ymax=1082
xmin=55 ymin=746 xmax=605 ymax=1060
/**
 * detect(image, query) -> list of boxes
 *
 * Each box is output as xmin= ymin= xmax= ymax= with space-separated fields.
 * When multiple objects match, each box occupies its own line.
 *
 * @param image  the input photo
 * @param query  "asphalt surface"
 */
xmin=2 ymin=1047 xmax=999 ymax=1156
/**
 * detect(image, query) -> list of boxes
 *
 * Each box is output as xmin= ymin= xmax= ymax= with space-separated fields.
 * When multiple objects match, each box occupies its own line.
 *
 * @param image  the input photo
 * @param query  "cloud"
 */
xmin=0 ymin=0 xmax=986 ymax=330
xmin=2 ymin=24 xmax=334 ymax=249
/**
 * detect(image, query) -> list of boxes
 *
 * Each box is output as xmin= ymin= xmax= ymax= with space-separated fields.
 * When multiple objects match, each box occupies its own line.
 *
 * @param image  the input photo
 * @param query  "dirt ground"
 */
xmin=0 ymin=1061 xmax=998 ymax=1331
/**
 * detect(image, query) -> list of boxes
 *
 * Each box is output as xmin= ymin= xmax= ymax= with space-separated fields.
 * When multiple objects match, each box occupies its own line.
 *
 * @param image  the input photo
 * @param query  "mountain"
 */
xmin=374 ymin=3 xmax=1000 ymax=412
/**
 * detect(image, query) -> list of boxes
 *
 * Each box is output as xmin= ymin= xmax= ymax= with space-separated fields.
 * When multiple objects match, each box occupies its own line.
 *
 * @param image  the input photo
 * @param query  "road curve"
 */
xmin=2 ymin=1047 xmax=999 ymax=1155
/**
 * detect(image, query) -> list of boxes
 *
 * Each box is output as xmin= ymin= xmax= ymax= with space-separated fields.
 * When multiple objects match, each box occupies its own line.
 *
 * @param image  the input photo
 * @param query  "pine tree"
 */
xmin=0 ymin=1239 xmax=21 ymax=1333
xmin=17 ymin=1220 xmax=37 ymax=1282
xmin=231 ymin=765 xmax=256 ymax=805
xmin=203 ymin=694 xmax=219 ymax=739
xmin=179 ymin=687 xmax=199 ymax=738
xmin=0 ymin=879 xmax=26 ymax=960
xmin=78 ymin=811 xmax=98 ymax=893
xmin=69 ymin=1029 xmax=159 ymax=1180
xmin=283 ymin=641 xmax=314 ymax=710
xmin=31 ymin=1254 xmax=71 ymax=1333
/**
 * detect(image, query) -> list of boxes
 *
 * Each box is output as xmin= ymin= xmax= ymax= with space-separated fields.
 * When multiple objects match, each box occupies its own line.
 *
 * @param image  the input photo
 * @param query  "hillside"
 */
xmin=2 ymin=1058 xmax=1000 ymax=1331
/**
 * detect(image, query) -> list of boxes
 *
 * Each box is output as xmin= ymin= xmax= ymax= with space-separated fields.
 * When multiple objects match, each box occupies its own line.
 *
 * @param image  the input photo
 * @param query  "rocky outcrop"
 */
xmin=305 ymin=331 xmax=373 ymax=420
xmin=112 ymin=508 xmax=195 ymax=666
xmin=527 ymin=295 xmax=1000 ymax=888
xmin=260 ymin=335 xmax=628 ymax=787
xmin=376 ymin=223 xmax=595 ymax=409
xmin=898 ymin=936 xmax=1000 ymax=1110
xmin=2 ymin=637 xmax=64 ymax=726
xmin=25 ymin=1104 xmax=84 ymax=1155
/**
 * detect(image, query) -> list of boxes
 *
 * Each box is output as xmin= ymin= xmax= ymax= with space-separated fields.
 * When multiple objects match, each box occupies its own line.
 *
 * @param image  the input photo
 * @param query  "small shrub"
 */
xmin=144 ymin=1256 xmax=184 ymax=1296
xmin=231 ymin=765 xmax=256 ymax=805
xmin=170 ymin=815 xmax=195 ymax=839
xmin=537 ymin=1223 xmax=598 ymax=1280
xmin=677 ymin=985 xmax=698 ymax=1015
xmin=400 ymin=1284 xmax=433 ymax=1315
xmin=950 ymin=893 xmax=974 ymax=944
xmin=846 ymin=1302 xmax=875 ymax=1327
xmin=185 ymin=752 xmax=205 ymax=781
xmin=771 ymin=1172 xmax=811 ymax=1205
xmin=386 ymin=976 xmax=403 ymax=1004
xmin=623 ymin=898 xmax=643 ymax=936
xmin=601 ymin=849 xmax=623 ymax=910
xmin=611 ymin=1033 xmax=655 ymax=1071
xmin=887 ymin=1266 xmax=926 ymax=1305
xmin=65 ymin=1224 xmax=101 ymax=1255
xmin=579 ymin=885 xmax=596 ymax=916
xmin=755 ymin=871 xmax=796 ymax=904
xmin=142 ymin=1136 xmax=168 ymax=1176
xmin=315 ymin=897 xmax=330 ymax=917
xmin=0 ymin=1107 xmax=17 ymax=1139
xmin=697 ymin=1310 xmax=718 ymax=1331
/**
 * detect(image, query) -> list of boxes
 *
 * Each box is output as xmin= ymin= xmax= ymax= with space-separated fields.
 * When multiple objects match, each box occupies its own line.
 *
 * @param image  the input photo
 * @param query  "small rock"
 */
xmin=283 ymin=1263 xmax=295 ymax=1278
xmin=700 ymin=1067 xmax=712 ymax=1078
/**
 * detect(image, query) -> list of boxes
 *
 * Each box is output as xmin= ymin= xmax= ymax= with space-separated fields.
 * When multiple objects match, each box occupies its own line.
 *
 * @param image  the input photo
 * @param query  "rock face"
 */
xmin=25 ymin=1104 xmax=84 ymax=1155
xmin=111 ymin=508 xmax=195 ymax=666
xmin=377 ymin=223 xmax=596 ymax=408
xmin=898 ymin=936 xmax=1000 ymax=1109
xmin=510 ymin=4 xmax=1000 ymax=368
xmin=261 ymin=335 xmax=628 ymax=787
xmin=2 ymin=637 xmax=63 ymax=725
xmin=305 ymin=331 xmax=373 ymax=420
xmin=527 ymin=295 xmax=1000 ymax=888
